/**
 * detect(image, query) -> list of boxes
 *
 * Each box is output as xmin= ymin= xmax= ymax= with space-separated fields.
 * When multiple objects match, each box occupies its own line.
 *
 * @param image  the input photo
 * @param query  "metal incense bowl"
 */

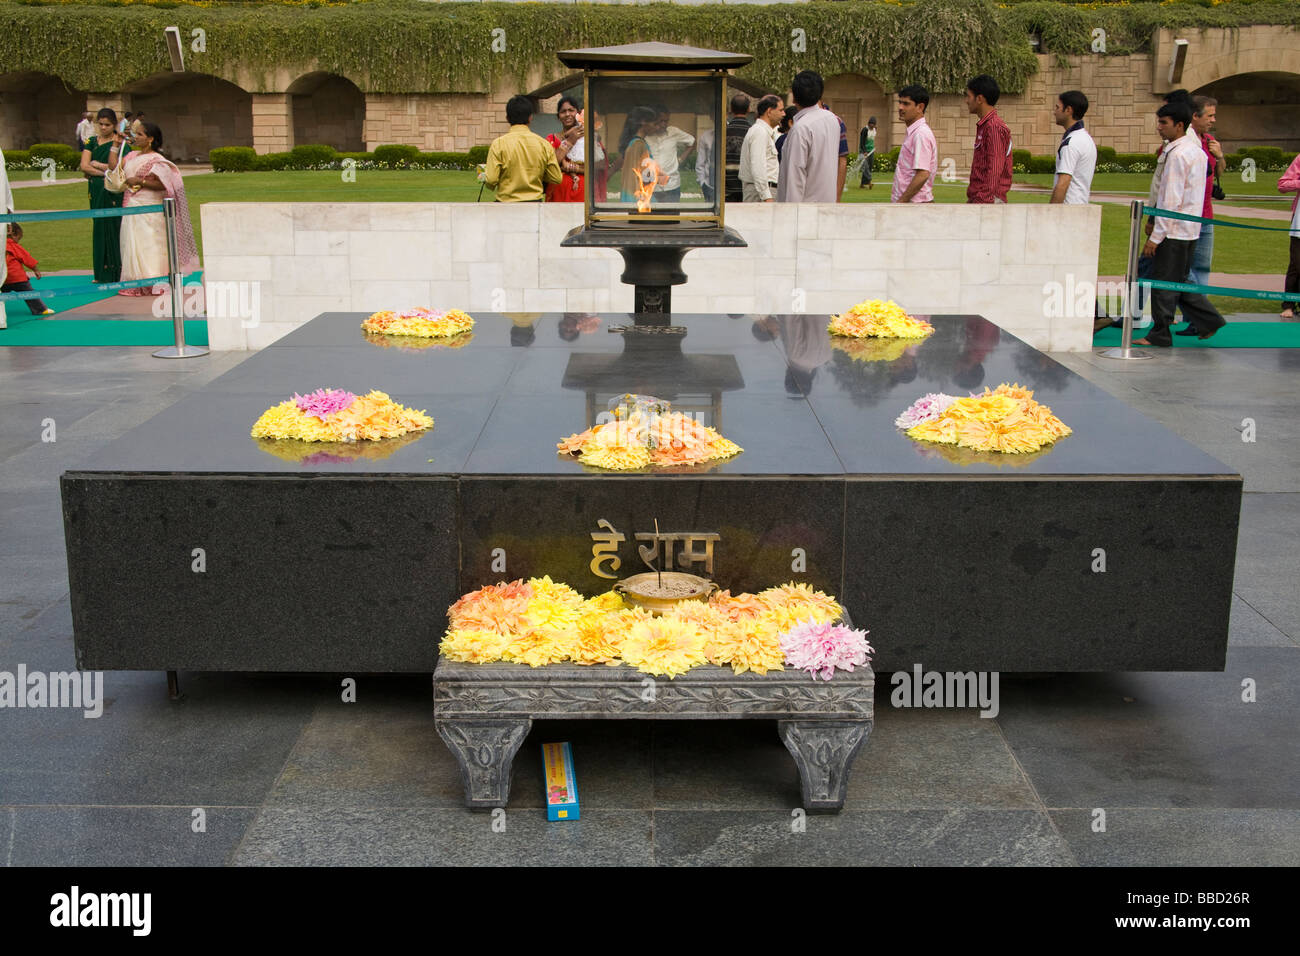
xmin=613 ymin=572 xmax=718 ymax=615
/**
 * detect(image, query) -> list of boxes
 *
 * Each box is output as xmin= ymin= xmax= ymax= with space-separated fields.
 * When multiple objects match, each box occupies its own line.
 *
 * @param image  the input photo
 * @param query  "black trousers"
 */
xmin=1147 ymin=238 xmax=1224 ymax=346
xmin=1 ymin=280 xmax=49 ymax=314
xmin=1285 ymin=236 xmax=1300 ymax=311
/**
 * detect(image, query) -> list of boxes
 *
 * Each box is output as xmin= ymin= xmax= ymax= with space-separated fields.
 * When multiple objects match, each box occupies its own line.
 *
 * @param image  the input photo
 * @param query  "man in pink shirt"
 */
xmin=891 ymin=84 xmax=937 ymax=204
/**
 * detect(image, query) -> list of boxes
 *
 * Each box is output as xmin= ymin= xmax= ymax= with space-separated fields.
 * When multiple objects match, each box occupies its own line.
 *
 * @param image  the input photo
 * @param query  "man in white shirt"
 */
xmin=739 ymin=94 xmax=783 ymax=202
xmin=695 ymin=126 xmax=715 ymax=202
xmin=1134 ymin=101 xmax=1225 ymax=347
xmin=0 ymin=147 xmax=13 ymax=215
xmin=75 ymin=112 xmax=93 ymax=149
xmin=777 ymin=71 xmax=840 ymax=203
xmin=644 ymin=106 xmax=695 ymax=203
xmin=1050 ymin=90 xmax=1095 ymax=205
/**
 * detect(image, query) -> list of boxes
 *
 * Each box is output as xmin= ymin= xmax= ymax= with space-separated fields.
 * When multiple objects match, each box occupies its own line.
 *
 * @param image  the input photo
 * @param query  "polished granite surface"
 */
xmin=74 ymin=313 xmax=1236 ymax=478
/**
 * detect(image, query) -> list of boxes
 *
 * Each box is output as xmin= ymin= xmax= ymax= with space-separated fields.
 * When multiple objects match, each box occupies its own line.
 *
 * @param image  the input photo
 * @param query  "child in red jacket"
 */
xmin=3 ymin=223 xmax=55 ymax=324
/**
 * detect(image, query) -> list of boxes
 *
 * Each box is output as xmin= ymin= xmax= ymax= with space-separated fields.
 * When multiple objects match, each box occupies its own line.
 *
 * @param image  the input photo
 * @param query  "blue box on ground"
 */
xmin=542 ymin=742 xmax=580 ymax=821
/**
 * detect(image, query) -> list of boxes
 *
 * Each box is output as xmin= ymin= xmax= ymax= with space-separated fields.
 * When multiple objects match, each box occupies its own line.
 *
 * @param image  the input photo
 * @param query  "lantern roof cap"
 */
xmin=558 ymin=42 xmax=752 ymax=71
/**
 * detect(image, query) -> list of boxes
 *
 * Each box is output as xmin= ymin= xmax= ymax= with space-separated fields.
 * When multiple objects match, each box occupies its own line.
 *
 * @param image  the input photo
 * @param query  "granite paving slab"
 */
xmin=1 ymin=806 xmax=259 ymax=867
xmin=652 ymin=809 xmax=1075 ymax=866
xmin=994 ymin=647 xmax=1300 ymax=810
xmin=1049 ymin=808 xmax=1300 ymax=867
xmin=231 ymin=807 xmax=656 ymax=866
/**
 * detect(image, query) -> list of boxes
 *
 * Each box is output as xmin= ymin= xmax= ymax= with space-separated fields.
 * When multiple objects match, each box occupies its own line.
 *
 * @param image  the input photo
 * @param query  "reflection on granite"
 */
xmin=72 ymin=313 xmax=1236 ymax=478
xmin=254 ymin=431 xmax=426 ymax=465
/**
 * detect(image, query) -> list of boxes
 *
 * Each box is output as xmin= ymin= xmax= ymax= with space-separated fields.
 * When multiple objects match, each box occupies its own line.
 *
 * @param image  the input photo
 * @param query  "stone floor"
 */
xmin=1 ymin=340 xmax=1297 ymax=866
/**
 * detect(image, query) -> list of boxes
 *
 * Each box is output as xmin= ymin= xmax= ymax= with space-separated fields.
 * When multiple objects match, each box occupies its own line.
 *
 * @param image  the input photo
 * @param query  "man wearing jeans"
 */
xmin=1181 ymin=95 xmax=1224 ymax=335
xmin=1134 ymin=101 xmax=1225 ymax=347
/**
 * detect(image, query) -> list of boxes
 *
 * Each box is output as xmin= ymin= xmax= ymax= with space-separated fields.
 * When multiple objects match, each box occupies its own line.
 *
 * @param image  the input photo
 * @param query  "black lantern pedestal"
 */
xmin=560 ymin=224 xmax=747 ymax=317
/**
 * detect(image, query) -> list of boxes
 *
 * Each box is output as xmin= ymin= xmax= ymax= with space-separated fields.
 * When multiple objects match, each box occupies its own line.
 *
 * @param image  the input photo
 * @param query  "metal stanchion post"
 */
xmin=153 ymin=196 xmax=208 ymax=359
xmin=1098 ymin=198 xmax=1153 ymax=361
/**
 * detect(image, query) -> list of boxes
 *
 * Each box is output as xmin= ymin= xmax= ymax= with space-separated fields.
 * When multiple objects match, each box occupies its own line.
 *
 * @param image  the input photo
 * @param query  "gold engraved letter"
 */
xmin=636 ymin=532 xmax=682 ymax=571
xmin=590 ymin=519 xmax=625 ymax=579
xmin=676 ymin=533 xmax=720 ymax=575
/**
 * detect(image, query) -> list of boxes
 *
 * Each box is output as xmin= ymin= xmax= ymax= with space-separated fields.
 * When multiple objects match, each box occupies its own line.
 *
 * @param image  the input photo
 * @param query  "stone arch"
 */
xmin=122 ymin=73 xmax=252 ymax=162
xmin=1180 ymin=46 xmax=1300 ymax=97
xmin=822 ymin=73 xmax=891 ymax=153
xmin=0 ymin=71 xmax=86 ymax=150
xmin=288 ymin=72 xmax=365 ymax=152
xmin=1194 ymin=69 xmax=1300 ymax=152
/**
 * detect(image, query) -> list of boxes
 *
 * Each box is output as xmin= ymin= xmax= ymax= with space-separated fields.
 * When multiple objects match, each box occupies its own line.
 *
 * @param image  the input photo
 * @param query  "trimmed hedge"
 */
xmin=207 ymin=144 xmax=489 ymax=172
xmin=1224 ymin=148 xmax=1298 ymax=172
xmin=28 ymin=143 xmax=81 ymax=170
xmin=372 ymin=144 xmax=420 ymax=165
xmin=3 ymin=149 xmax=32 ymax=166
xmin=289 ymin=143 xmax=339 ymax=166
xmin=209 ymin=146 xmax=258 ymax=171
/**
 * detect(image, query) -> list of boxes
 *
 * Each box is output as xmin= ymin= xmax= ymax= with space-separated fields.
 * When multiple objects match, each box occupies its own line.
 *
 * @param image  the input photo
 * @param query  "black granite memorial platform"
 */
xmin=62 ymin=312 xmax=1241 ymax=675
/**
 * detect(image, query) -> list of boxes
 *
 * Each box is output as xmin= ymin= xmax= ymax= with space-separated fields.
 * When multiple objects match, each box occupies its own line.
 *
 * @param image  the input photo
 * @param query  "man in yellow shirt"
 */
xmin=483 ymin=95 xmax=563 ymax=202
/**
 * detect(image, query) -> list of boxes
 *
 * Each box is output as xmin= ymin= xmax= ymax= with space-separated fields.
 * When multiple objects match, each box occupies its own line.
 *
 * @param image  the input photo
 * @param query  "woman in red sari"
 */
xmin=546 ymin=97 xmax=586 ymax=203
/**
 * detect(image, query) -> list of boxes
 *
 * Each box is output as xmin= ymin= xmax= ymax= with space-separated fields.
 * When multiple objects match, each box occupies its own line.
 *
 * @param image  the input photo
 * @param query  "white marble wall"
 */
xmin=200 ymin=202 xmax=1101 ymax=352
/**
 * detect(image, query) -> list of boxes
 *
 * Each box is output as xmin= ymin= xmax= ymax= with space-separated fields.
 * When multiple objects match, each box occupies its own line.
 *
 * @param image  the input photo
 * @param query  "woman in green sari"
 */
xmin=79 ymin=108 xmax=124 ymax=282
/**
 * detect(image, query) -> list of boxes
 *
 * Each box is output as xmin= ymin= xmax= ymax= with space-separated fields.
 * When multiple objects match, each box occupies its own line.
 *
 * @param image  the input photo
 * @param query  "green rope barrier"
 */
xmin=0 ymin=276 xmax=175 ymax=301
xmin=1 ymin=205 xmax=165 ymax=224
xmin=1142 ymin=205 xmax=1298 ymax=234
xmin=1142 ymin=278 xmax=1293 ymax=302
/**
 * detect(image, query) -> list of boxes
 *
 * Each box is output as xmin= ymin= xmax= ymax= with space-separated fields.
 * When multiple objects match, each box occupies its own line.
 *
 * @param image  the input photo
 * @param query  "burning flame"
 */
xmin=635 ymin=157 xmax=664 ymax=213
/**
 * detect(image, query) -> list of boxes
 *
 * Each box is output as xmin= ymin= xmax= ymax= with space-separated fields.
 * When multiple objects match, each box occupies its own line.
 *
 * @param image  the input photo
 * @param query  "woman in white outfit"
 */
xmin=116 ymin=120 xmax=199 ymax=295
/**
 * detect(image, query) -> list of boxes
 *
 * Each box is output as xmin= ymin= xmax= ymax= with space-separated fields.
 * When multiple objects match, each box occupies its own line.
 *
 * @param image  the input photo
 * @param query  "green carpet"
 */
xmin=1093 ymin=322 xmax=1300 ymax=348
xmin=3 ymin=274 xmax=122 ymax=318
xmin=0 ymin=317 xmax=209 ymax=346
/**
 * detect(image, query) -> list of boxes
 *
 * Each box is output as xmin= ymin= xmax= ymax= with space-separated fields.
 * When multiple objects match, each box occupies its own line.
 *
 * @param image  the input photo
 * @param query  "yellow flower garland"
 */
xmin=905 ymin=382 xmax=1071 ymax=454
xmin=361 ymin=308 xmax=475 ymax=338
xmin=828 ymin=299 xmax=934 ymax=339
xmin=439 ymin=579 xmax=844 ymax=678
xmin=251 ymin=390 xmax=433 ymax=443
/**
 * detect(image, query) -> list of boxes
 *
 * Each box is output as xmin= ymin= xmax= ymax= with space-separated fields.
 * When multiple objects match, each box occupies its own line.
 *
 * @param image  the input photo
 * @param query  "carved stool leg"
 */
xmin=778 ymin=719 xmax=873 ymax=813
xmin=436 ymin=718 xmax=532 ymax=811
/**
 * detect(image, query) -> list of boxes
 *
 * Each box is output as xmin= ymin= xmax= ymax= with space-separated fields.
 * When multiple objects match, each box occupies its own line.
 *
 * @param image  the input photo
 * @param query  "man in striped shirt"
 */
xmin=965 ymin=75 xmax=1012 ymax=204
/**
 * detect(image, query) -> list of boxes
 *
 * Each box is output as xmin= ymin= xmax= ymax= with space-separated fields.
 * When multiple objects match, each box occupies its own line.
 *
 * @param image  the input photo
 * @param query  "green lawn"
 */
xmin=1014 ymin=171 xmax=1286 ymax=199
xmin=11 ymin=169 xmax=1294 ymax=314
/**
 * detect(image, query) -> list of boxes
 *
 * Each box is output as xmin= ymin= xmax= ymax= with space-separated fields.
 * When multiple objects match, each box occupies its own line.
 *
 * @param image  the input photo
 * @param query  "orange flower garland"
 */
xmin=558 ymin=395 xmax=741 ymax=471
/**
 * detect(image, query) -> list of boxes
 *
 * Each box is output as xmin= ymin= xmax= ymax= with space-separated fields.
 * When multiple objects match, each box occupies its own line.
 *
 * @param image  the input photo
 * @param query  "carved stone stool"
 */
xmin=433 ymin=660 xmax=874 ymax=812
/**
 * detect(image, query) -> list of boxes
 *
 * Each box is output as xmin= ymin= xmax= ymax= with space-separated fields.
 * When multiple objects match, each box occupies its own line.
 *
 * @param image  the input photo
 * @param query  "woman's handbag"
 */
xmin=103 ymin=153 xmax=128 ymax=193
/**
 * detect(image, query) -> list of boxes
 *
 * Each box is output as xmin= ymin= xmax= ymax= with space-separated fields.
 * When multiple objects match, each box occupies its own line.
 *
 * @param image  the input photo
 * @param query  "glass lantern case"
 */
xmin=557 ymin=42 xmax=752 ymax=229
